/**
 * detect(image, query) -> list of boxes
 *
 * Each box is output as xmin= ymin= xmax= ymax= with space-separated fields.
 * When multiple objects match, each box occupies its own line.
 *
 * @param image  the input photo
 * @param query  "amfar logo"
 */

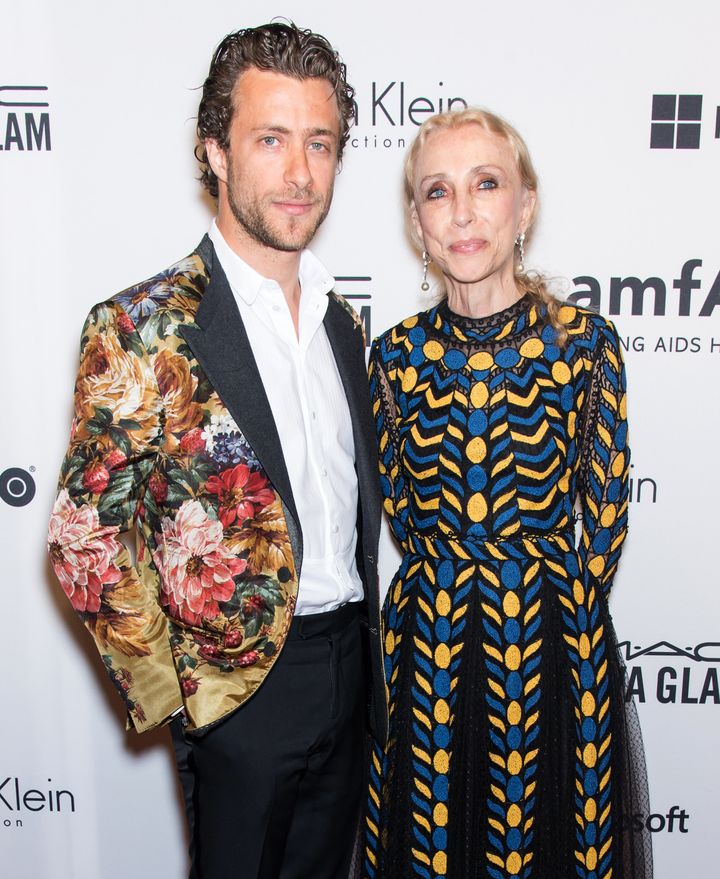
xmin=0 ymin=85 xmax=51 ymax=151
xmin=622 ymin=641 xmax=720 ymax=705
xmin=0 ymin=467 xmax=36 ymax=507
xmin=567 ymin=259 xmax=719 ymax=318
xmin=0 ymin=776 xmax=76 ymax=829
xmin=649 ymin=93 xmax=720 ymax=149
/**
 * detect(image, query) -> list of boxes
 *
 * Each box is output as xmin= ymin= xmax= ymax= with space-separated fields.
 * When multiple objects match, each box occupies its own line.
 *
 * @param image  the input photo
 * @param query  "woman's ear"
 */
xmin=520 ymin=188 xmax=537 ymax=233
xmin=410 ymin=202 xmax=424 ymax=248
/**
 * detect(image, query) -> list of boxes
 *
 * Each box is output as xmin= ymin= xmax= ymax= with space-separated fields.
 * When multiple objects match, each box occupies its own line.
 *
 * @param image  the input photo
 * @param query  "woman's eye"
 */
xmin=478 ymin=178 xmax=498 ymax=190
xmin=426 ymin=187 xmax=446 ymax=200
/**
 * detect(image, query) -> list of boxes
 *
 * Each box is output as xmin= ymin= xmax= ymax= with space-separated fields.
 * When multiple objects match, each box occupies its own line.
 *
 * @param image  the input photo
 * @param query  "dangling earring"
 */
xmin=515 ymin=233 xmax=526 ymax=273
xmin=421 ymin=251 xmax=430 ymax=292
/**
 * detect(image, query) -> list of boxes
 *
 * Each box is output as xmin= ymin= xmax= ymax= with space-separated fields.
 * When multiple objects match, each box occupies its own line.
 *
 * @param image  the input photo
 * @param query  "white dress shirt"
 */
xmin=209 ymin=222 xmax=364 ymax=614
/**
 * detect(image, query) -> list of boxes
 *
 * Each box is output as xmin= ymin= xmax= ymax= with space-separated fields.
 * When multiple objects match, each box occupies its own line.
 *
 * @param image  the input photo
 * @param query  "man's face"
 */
xmin=209 ymin=68 xmax=341 ymax=252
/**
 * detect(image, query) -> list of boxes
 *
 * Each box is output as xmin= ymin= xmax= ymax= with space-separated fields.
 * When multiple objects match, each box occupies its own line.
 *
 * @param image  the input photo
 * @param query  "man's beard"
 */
xmin=227 ymin=175 xmax=332 ymax=253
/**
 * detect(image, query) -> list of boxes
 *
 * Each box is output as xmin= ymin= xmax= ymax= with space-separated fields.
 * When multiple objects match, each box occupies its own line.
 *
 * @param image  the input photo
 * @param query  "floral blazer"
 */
xmin=48 ymin=237 xmax=384 ymax=737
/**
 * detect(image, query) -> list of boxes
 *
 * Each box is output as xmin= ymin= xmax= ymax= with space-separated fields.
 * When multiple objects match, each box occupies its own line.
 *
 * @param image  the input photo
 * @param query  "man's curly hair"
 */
xmin=196 ymin=22 xmax=356 ymax=198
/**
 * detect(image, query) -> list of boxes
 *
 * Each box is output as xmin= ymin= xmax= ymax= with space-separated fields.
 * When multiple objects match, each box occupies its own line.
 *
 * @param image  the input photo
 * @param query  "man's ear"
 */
xmin=205 ymin=139 xmax=228 ymax=186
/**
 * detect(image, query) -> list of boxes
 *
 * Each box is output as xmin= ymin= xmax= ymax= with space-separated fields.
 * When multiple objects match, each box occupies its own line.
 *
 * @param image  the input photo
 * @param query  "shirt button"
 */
xmin=332 ymin=524 xmax=339 ymax=534
xmin=321 ymin=467 xmax=328 ymax=477
xmin=311 ymin=411 xmax=317 ymax=420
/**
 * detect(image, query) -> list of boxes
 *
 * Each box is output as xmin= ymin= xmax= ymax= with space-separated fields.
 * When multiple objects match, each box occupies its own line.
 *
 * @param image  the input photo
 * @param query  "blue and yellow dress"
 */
xmin=362 ymin=296 xmax=652 ymax=879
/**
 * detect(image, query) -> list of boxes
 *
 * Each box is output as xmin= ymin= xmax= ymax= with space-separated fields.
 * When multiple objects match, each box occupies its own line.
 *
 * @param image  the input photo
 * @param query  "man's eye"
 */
xmin=262 ymin=136 xmax=279 ymax=146
xmin=309 ymin=141 xmax=329 ymax=152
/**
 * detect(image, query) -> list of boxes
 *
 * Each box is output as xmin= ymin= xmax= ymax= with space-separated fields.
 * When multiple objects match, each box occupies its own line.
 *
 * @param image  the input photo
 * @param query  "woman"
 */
xmin=361 ymin=109 xmax=652 ymax=879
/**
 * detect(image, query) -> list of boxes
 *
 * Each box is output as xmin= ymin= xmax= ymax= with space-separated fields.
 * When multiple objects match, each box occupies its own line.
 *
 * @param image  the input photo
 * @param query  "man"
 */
xmin=47 ymin=22 xmax=385 ymax=879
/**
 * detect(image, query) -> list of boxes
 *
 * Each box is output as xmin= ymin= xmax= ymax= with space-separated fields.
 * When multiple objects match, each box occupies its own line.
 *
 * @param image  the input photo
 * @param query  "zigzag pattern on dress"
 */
xmin=360 ymin=295 xmax=651 ymax=879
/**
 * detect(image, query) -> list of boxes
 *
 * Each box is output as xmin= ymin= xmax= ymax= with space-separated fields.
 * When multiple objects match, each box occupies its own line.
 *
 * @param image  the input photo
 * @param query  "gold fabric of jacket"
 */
xmin=48 ymin=237 xmax=386 ymax=739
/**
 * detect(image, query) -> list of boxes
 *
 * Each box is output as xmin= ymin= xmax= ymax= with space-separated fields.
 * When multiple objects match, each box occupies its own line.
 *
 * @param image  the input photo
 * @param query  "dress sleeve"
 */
xmin=368 ymin=338 xmax=408 ymax=543
xmin=577 ymin=322 xmax=630 ymax=600
xmin=47 ymin=302 xmax=183 ymax=731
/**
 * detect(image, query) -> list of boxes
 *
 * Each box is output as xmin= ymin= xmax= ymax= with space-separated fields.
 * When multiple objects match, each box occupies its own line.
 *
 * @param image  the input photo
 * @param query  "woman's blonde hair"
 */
xmin=404 ymin=107 xmax=567 ymax=343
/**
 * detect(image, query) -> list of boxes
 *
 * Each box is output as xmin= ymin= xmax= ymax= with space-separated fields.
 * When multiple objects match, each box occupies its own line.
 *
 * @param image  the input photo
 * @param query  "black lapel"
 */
xmin=324 ymin=298 xmax=382 ymax=552
xmin=179 ymin=237 xmax=300 ymax=532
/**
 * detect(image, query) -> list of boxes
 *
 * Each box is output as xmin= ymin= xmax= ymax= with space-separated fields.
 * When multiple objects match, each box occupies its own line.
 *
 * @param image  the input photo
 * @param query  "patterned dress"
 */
xmin=361 ymin=296 xmax=652 ymax=879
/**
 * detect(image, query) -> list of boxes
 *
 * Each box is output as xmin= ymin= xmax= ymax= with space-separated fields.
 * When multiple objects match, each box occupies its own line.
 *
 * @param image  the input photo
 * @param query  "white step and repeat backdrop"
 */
xmin=2 ymin=1 xmax=718 ymax=876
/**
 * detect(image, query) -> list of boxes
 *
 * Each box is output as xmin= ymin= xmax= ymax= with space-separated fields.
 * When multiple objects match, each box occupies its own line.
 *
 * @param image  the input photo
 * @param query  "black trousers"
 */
xmin=171 ymin=603 xmax=365 ymax=879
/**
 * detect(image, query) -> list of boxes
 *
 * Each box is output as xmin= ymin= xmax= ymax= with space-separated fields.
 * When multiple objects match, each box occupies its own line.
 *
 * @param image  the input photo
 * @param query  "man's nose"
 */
xmin=284 ymin=143 xmax=312 ymax=192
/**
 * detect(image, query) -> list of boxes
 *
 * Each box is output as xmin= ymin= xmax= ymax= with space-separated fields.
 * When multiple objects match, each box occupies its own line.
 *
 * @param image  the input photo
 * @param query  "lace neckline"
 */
xmin=435 ymin=293 xmax=534 ymax=340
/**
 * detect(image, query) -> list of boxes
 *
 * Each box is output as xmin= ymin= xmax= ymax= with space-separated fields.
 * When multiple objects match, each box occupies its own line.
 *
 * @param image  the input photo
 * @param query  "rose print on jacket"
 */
xmin=75 ymin=326 xmax=160 ymax=447
xmin=206 ymin=464 xmax=276 ymax=529
xmin=153 ymin=500 xmax=247 ymax=626
xmin=153 ymin=349 xmax=203 ymax=450
xmin=48 ymin=489 xmax=123 ymax=612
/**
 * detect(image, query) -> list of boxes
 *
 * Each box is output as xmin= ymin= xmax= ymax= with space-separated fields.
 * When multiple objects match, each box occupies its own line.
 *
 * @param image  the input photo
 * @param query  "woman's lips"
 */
xmin=449 ymin=238 xmax=487 ymax=254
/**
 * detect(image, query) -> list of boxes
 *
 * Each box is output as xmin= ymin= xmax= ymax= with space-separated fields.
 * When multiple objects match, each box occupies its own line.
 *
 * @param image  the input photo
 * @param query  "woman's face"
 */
xmin=411 ymin=123 xmax=535 ymax=292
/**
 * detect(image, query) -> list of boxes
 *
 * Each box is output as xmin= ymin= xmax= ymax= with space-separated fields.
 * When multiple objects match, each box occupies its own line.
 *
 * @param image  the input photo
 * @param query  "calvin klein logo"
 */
xmin=349 ymin=80 xmax=468 ymax=150
xmin=0 ymin=776 xmax=76 ymax=829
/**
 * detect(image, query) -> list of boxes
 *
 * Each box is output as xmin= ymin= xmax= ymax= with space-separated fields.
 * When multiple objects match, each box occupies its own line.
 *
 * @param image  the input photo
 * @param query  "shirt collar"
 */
xmin=208 ymin=220 xmax=335 ymax=307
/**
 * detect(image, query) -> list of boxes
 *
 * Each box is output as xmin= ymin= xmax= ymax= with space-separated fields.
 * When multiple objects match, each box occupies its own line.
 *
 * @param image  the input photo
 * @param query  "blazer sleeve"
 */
xmin=577 ymin=321 xmax=630 ymax=600
xmin=47 ymin=301 xmax=183 ymax=732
